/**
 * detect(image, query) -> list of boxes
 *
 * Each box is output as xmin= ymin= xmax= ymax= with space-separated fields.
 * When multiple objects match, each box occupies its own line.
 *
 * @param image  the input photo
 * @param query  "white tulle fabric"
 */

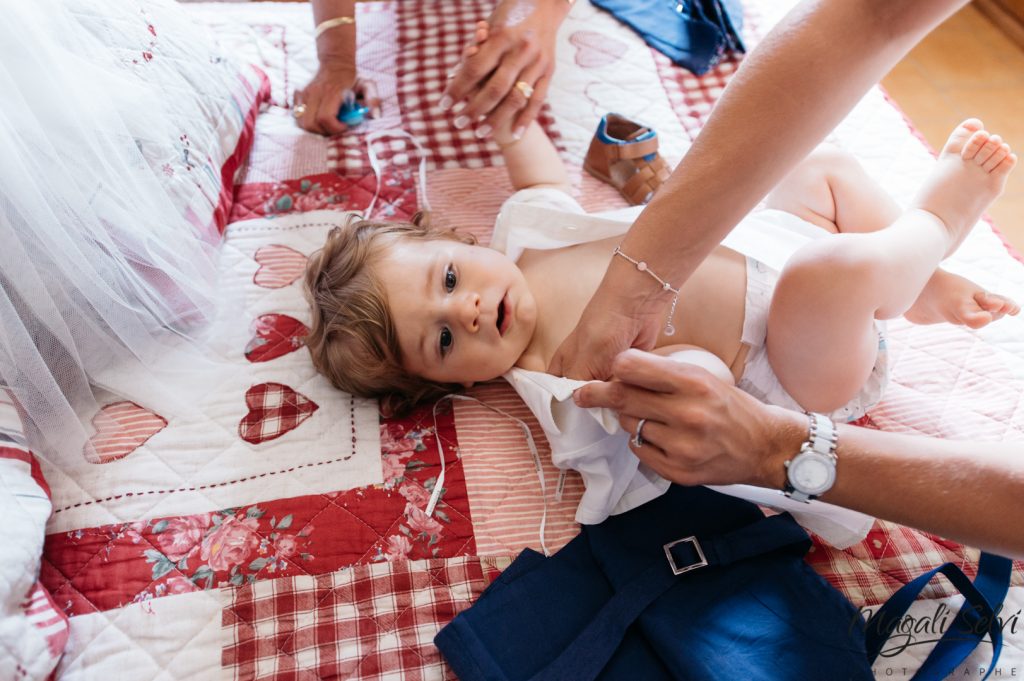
xmin=0 ymin=1 xmax=232 ymax=461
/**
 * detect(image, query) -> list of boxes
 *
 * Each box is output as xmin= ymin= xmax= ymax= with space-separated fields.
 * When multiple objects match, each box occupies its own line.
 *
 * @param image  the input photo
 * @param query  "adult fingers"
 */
xmin=619 ymin=413 xmax=668 ymax=450
xmin=355 ymin=79 xmax=382 ymax=118
xmin=315 ymin=86 xmax=349 ymax=136
xmin=610 ymin=349 xmax=712 ymax=394
xmin=617 ymin=416 xmax=704 ymax=486
xmin=479 ymin=60 xmax=546 ymax=137
xmin=294 ymin=88 xmax=324 ymax=134
xmin=572 ymin=379 xmax=684 ymax=425
xmin=458 ymin=36 xmax=539 ymax=122
xmin=511 ymin=72 xmax=550 ymax=136
xmin=624 ymin=419 xmax=671 ymax=468
xmin=441 ymin=32 xmax=512 ymax=110
xmin=548 ymin=322 xmax=632 ymax=380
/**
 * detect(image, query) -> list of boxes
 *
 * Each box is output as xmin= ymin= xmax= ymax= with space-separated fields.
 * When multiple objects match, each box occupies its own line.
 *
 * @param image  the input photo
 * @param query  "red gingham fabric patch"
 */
xmin=222 ymin=555 xmax=511 ymax=681
xmin=393 ymin=0 xmax=563 ymax=170
xmin=653 ymin=49 xmax=742 ymax=141
xmin=238 ymin=383 xmax=319 ymax=445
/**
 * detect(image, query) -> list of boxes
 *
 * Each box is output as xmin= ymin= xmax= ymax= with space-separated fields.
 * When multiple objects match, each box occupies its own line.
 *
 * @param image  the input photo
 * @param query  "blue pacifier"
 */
xmin=338 ymin=91 xmax=370 ymax=127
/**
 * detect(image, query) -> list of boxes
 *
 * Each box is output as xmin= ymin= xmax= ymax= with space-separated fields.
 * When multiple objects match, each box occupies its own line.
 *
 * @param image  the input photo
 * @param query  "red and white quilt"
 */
xmin=32 ymin=1 xmax=1024 ymax=679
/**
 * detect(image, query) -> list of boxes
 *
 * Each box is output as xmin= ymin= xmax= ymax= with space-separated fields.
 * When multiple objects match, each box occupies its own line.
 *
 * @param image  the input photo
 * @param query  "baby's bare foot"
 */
xmin=910 ymin=119 xmax=1017 ymax=257
xmin=905 ymin=268 xmax=1020 ymax=328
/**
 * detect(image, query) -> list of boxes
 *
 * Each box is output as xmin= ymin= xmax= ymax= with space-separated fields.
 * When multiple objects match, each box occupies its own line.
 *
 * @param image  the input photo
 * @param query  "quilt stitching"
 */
xmin=42 ymin=400 xmax=474 ymax=613
xmin=50 ymin=452 xmax=358 ymax=515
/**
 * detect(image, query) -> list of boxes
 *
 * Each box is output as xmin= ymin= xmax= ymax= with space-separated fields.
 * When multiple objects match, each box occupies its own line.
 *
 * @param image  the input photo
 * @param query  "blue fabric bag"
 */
xmin=589 ymin=0 xmax=746 ymax=75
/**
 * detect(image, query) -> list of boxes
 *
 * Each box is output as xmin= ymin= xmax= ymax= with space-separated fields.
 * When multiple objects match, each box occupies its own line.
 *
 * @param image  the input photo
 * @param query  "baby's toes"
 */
xmin=989 ymin=292 xmax=1020 ymax=317
xmin=971 ymin=291 xmax=1018 ymax=324
xmin=961 ymin=306 xmax=994 ymax=329
xmin=983 ymin=143 xmax=1012 ymax=172
xmin=962 ymin=130 xmax=991 ymax=160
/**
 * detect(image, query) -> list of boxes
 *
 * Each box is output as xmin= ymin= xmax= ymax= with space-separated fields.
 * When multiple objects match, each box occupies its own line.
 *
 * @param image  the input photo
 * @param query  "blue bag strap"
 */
xmin=528 ymin=513 xmax=810 ymax=681
xmin=865 ymin=551 xmax=1011 ymax=681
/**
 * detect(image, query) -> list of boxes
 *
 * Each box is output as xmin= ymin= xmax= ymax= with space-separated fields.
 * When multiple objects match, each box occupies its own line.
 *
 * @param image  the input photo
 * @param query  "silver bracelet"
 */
xmin=613 ymin=246 xmax=680 ymax=336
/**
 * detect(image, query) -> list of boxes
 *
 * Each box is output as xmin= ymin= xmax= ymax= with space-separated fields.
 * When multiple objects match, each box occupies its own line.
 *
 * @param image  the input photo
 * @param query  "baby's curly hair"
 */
xmin=303 ymin=212 xmax=476 ymax=416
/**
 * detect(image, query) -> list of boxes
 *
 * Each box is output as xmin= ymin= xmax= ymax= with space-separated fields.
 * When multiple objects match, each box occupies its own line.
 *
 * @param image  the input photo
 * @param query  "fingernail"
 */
xmin=439 ymin=95 xmax=453 ymax=111
xmin=572 ymin=389 xmax=582 ymax=406
xmin=512 ymin=127 xmax=524 ymax=141
xmin=454 ymin=115 xmax=470 ymax=129
xmin=475 ymin=124 xmax=492 ymax=139
xmin=452 ymin=101 xmax=466 ymax=114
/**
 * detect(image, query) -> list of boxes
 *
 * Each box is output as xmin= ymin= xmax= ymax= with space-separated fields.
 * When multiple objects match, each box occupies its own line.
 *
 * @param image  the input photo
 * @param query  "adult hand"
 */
xmin=572 ymin=349 xmax=805 ymax=489
xmin=294 ymin=57 xmax=359 ymax=136
xmin=548 ymin=266 xmax=666 ymax=380
xmin=441 ymin=0 xmax=568 ymax=138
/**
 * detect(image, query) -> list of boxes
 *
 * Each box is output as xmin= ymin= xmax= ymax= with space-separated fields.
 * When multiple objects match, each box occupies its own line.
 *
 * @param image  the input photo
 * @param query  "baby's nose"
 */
xmin=459 ymin=293 xmax=481 ymax=332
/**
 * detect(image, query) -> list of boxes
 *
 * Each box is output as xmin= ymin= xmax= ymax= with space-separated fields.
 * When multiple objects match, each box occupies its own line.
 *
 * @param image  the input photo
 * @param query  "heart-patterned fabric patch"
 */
xmin=238 ymin=383 xmax=319 ymax=445
xmin=83 ymin=402 xmax=167 ymax=464
xmin=253 ymin=245 xmax=308 ymax=289
xmin=245 ymin=314 xmax=310 ymax=363
xmin=570 ymin=30 xmax=628 ymax=69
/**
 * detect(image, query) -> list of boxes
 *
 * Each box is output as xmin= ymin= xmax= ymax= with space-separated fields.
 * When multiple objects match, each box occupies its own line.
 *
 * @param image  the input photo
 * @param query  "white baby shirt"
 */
xmin=492 ymin=188 xmax=875 ymax=549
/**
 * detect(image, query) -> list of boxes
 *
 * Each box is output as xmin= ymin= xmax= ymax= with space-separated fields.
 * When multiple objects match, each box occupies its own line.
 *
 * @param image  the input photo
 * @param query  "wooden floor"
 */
xmin=881 ymin=4 xmax=1024 ymax=252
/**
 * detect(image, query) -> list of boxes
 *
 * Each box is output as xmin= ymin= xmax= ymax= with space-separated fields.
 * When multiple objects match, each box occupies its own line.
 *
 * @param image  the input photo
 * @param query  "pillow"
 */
xmin=0 ymin=393 xmax=68 ymax=681
xmin=67 ymin=0 xmax=270 ymax=236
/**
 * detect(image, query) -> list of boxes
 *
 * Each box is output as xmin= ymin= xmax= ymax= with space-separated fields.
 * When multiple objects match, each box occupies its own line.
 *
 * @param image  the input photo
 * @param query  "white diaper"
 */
xmin=736 ymin=256 xmax=890 ymax=423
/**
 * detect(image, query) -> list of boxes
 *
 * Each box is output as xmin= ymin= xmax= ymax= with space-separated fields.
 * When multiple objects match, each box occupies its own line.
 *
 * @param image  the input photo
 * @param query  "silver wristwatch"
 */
xmin=783 ymin=412 xmax=838 ymax=503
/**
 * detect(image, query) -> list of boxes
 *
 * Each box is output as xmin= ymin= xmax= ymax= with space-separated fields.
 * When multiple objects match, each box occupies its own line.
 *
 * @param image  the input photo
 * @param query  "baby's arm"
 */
xmin=493 ymin=121 xmax=571 ymax=193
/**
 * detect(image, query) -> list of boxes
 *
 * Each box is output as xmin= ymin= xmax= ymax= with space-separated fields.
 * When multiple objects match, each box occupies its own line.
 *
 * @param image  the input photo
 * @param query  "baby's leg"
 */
xmin=765 ymin=121 xmax=1016 ymax=413
xmin=769 ymin=129 xmax=1019 ymax=328
xmin=763 ymin=145 xmax=900 ymax=234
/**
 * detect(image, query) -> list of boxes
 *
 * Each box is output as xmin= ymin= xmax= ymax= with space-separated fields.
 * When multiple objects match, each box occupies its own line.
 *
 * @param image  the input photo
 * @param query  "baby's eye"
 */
xmin=444 ymin=264 xmax=457 ymax=293
xmin=439 ymin=326 xmax=453 ymax=357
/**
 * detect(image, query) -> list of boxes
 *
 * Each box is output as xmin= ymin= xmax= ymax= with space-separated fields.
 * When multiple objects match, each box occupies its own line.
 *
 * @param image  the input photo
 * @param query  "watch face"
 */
xmin=790 ymin=455 xmax=833 ymax=494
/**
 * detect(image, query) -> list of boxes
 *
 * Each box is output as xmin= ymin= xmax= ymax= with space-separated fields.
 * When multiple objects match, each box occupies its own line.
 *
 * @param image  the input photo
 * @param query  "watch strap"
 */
xmin=807 ymin=412 xmax=837 ymax=457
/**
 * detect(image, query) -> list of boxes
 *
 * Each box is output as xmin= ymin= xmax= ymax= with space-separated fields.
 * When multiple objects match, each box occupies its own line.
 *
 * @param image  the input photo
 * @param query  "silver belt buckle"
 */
xmin=663 ymin=536 xmax=708 ymax=575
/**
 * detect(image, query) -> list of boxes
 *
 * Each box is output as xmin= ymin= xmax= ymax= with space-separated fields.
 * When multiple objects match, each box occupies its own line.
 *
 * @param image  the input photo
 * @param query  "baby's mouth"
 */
xmin=496 ymin=295 xmax=508 ymax=336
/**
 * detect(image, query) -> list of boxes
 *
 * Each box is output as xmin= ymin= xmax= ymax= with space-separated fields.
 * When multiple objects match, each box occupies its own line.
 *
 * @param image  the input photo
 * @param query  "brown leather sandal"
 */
xmin=584 ymin=113 xmax=671 ymax=205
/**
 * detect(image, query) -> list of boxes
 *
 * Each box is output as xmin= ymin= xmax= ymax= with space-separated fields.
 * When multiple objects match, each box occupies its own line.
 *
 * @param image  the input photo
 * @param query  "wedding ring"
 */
xmin=631 ymin=418 xmax=648 ymax=448
xmin=514 ymin=80 xmax=534 ymax=100
xmin=293 ymin=104 xmax=307 ymax=119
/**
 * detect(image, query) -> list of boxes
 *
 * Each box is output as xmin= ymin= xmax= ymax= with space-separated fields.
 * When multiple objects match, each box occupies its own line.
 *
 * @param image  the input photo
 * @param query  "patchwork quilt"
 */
xmin=29 ymin=1 xmax=1024 ymax=679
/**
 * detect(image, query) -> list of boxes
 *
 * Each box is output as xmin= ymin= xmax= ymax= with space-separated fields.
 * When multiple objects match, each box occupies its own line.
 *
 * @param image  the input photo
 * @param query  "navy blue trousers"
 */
xmin=436 ymin=485 xmax=873 ymax=681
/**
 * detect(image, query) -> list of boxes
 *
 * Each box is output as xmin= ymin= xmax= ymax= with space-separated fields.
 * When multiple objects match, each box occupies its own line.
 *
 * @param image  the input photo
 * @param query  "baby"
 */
xmin=305 ymin=117 xmax=1018 ymax=426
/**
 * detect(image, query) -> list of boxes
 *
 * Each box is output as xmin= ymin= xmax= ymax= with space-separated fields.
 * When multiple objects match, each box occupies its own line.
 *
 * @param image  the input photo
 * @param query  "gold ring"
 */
xmin=514 ymin=80 xmax=534 ymax=100
xmin=293 ymin=103 xmax=307 ymax=119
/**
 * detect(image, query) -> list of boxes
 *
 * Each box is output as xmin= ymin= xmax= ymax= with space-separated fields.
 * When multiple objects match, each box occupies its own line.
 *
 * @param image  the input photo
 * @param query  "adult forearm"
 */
xmin=759 ymin=409 xmax=1024 ymax=559
xmin=616 ymin=0 xmax=968 ymax=296
xmin=312 ymin=0 xmax=357 ymax=63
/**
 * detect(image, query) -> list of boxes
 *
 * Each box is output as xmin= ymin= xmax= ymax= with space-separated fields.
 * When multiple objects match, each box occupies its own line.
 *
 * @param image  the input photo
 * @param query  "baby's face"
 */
xmin=376 ymin=237 xmax=537 ymax=387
